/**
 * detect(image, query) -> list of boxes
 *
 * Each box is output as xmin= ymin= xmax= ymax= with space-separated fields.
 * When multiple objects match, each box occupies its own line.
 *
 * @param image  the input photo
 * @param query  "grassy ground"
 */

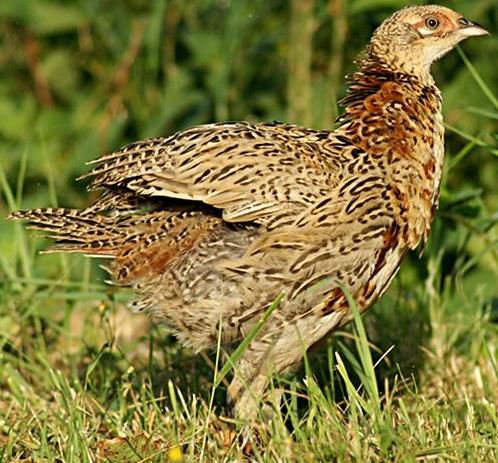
xmin=1 ymin=1 xmax=498 ymax=461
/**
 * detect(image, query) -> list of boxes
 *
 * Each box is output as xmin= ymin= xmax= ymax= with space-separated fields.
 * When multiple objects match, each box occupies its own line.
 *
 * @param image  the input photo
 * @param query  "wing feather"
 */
xmin=81 ymin=122 xmax=338 ymax=225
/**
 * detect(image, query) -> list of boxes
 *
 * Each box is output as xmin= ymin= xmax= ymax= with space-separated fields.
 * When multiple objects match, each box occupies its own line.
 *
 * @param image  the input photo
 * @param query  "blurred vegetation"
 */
xmin=0 ymin=0 xmax=498 ymax=461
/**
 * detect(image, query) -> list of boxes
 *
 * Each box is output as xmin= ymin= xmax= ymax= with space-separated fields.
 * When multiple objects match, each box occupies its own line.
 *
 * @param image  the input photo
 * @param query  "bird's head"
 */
xmin=369 ymin=5 xmax=488 ymax=76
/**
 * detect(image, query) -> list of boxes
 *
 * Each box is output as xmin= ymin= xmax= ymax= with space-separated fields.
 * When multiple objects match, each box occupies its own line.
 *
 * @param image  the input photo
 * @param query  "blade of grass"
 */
xmin=465 ymin=106 xmax=498 ymax=120
xmin=448 ymin=139 xmax=477 ymax=170
xmin=457 ymin=47 xmax=498 ymax=111
xmin=341 ymin=285 xmax=381 ymax=410
xmin=15 ymin=147 xmax=29 ymax=205
xmin=213 ymin=292 xmax=284 ymax=389
xmin=0 ymin=162 xmax=32 ymax=279
xmin=201 ymin=310 xmax=224 ymax=462
xmin=445 ymin=123 xmax=498 ymax=157
xmin=0 ymin=161 xmax=17 ymax=211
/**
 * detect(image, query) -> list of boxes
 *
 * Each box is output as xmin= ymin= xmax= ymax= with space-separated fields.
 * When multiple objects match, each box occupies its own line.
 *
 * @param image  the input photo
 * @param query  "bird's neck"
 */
xmin=366 ymin=31 xmax=436 ymax=82
xmin=338 ymin=54 xmax=442 ymax=143
xmin=337 ymin=54 xmax=444 ymax=249
xmin=339 ymin=54 xmax=435 ymax=116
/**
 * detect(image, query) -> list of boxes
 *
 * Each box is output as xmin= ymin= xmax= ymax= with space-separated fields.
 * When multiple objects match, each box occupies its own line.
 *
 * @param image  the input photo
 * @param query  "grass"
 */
xmin=1 ymin=0 xmax=498 ymax=461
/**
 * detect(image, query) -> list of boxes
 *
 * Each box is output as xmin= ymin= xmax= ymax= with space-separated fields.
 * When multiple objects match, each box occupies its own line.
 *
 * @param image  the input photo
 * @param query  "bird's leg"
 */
xmin=228 ymin=339 xmax=275 ymax=423
xmin=228 ymin=311 xmax=345 ymax=422
xmin=227 ymin=326 xmax=305 ymax=423
xmin=230 ymin=372 xmax=271 ymax=423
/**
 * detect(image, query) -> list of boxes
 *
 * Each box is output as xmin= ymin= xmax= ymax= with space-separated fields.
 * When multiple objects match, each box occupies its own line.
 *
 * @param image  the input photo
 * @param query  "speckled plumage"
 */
xmin=9 ymin=5 xmax=487 ymax=420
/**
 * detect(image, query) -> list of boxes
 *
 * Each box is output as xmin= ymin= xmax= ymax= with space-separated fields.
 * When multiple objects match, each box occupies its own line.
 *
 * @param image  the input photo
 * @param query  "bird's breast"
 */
xmin=339 ymin=76 xmax=444 ymax=250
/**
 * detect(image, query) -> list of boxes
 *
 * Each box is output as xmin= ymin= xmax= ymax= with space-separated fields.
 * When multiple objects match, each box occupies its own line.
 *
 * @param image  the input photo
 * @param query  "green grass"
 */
xmin=1 ymin=0 xmax=498 ymax=461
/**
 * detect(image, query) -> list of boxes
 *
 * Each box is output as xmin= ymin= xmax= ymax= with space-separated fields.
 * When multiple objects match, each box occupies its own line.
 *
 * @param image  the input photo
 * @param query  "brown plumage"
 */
xmin=9 ymin=5 xmax=487 ymax=420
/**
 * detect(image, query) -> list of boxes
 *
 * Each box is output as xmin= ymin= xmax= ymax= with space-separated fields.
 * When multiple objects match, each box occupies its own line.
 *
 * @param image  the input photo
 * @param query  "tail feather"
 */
xmin=8 ymin=206 xmax=222 ymax=286
xmin=8 ymin=208 xmax=120 ymax=254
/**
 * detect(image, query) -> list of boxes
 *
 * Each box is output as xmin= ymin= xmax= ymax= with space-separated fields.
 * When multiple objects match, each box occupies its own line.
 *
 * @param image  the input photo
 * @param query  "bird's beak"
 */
xmin=458 ymin=20 xmax=489 ymax=37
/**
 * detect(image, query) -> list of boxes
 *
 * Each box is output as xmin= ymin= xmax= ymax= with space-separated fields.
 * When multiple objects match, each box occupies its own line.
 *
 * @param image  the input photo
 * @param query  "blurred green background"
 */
xmin=0 ymin=0 xmax=497 ymax=296
xmin=0 ymin=1 xmax=497 ymax=459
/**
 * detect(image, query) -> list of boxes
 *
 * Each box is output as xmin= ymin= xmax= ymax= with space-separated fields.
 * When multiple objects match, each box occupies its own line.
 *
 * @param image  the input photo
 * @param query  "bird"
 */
xmin=9 ymin=5 xmax=488 ymax=421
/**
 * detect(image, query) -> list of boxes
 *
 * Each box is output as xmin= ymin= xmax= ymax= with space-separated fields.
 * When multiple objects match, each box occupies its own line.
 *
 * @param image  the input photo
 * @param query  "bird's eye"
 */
xmin=425 ymin=17 xmax=440 ymax=29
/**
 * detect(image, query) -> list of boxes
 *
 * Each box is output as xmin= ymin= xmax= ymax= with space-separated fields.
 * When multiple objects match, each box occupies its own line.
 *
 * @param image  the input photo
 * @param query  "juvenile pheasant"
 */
xmin=9 ymin=5 xmax=487 ymax=420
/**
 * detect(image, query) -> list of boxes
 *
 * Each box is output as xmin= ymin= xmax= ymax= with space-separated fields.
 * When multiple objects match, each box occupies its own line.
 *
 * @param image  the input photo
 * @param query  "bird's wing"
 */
xmin=81 ymin=122 xmax=340 ymax=226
